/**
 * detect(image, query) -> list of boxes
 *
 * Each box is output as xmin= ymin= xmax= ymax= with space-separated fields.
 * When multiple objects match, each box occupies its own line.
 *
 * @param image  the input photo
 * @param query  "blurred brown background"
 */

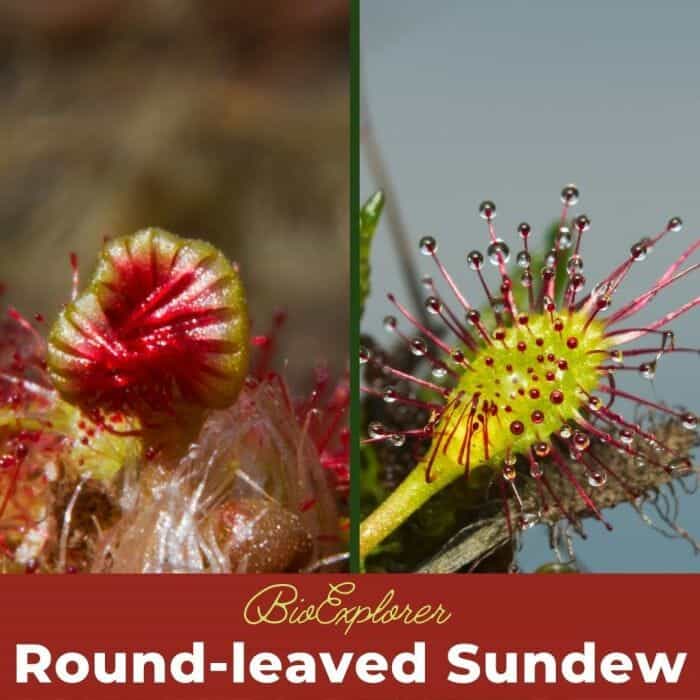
xmin=0 ymin=0 xmax=349 ymax=388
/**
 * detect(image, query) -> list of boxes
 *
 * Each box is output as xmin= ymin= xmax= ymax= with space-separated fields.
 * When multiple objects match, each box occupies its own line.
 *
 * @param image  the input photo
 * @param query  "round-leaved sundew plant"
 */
xmin=47 ymin=228 xmax=250 ymax=455
xmin=0 ymin=228 xmax=346 ymax=573
xmin=360 ymin=186 xmax=698 ymax=563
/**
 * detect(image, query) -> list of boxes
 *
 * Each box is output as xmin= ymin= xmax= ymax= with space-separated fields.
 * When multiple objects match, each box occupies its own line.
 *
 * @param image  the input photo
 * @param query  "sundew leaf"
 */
xmin=360 ymin=191 xmax=385 ymax=316
xmin=508 ymin=220 xmax=571 ymax=313
xmin=48 ymin=228 xmax=250 ymax=416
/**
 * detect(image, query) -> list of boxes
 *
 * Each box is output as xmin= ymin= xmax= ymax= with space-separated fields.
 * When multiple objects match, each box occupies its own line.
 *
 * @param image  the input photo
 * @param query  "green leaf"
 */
xmin=360 ymin=191 xmax=384 ymax=316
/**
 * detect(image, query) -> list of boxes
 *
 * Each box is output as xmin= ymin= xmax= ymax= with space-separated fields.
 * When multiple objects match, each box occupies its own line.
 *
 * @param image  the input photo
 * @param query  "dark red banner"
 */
xmin=0 ymin=574 xmax=696 ymax=699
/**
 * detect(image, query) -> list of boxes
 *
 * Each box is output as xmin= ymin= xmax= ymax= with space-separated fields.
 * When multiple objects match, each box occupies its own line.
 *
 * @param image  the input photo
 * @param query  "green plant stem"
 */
xmin=359 ymin=460 xmax=459 ymax=560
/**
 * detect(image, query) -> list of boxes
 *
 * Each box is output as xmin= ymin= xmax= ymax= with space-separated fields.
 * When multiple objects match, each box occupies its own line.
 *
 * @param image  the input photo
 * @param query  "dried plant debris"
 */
xmin=91 ymin=379 xmax=339 ymax=573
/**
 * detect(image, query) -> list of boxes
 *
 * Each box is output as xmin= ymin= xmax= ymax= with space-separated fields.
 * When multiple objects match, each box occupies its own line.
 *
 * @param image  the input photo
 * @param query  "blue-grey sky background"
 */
xmin=361 ymin=0 xmax=700 ymax=572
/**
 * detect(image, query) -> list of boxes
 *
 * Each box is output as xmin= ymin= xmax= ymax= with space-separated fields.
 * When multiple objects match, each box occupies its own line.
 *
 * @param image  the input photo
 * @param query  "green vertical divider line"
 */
xmin=349 ymin=0 xmax=361 ymax=573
